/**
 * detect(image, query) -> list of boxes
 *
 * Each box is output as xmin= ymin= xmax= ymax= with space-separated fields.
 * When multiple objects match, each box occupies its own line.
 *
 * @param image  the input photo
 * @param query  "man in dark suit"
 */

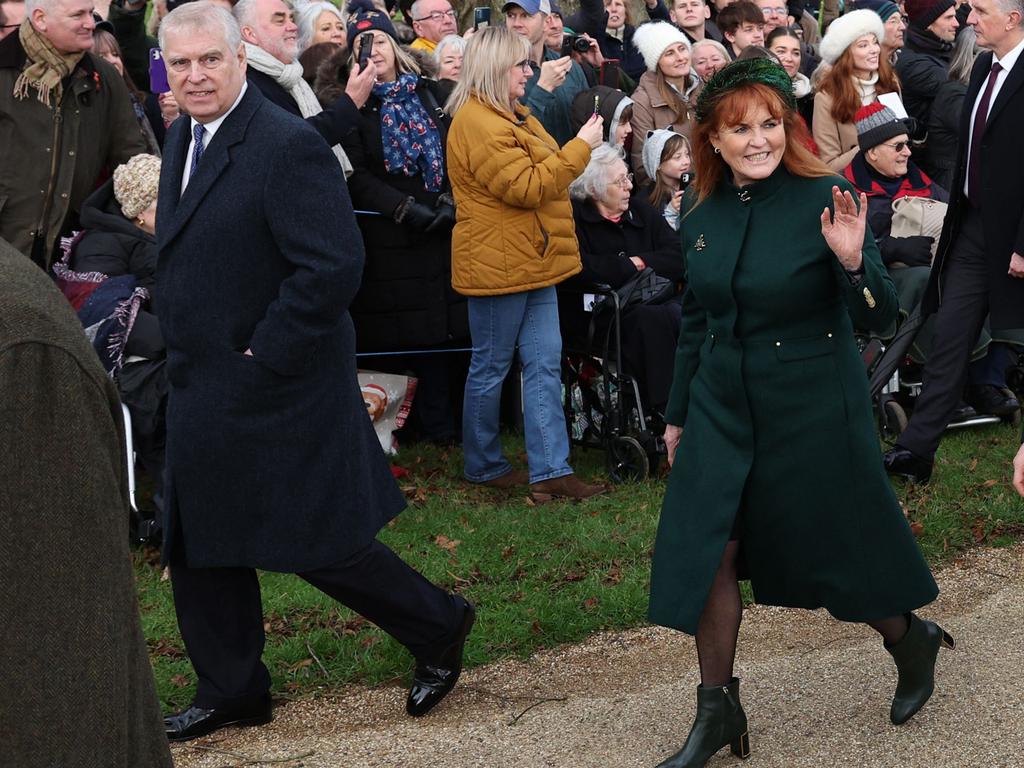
xmin=884 ymin=0 xmax=1024 ymax=483
xmin=155 ymin=4 xmax=474 ymax=742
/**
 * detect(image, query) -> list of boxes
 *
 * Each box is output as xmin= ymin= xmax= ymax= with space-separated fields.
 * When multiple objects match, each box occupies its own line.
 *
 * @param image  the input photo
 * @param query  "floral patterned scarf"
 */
xmin=372 ymin=73 xmax=444 ymax=193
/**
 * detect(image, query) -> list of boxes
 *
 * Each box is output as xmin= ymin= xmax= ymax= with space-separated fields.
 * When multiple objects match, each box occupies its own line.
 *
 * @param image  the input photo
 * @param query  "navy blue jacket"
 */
xmin=156 ymin=85 xmax=405 ymax=570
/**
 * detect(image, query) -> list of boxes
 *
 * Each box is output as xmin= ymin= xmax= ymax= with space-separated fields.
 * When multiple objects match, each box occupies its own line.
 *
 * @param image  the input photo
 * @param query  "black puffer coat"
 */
xmin=70 ymin=181 xmax=163 ymax=359
xmin=340 ymin=78 xmax=468 ymax=352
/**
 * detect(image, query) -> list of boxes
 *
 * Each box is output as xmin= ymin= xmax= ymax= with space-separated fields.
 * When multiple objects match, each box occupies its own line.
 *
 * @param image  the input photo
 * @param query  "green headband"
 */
xmin=695 ymin=58 xmax=797 ymax=124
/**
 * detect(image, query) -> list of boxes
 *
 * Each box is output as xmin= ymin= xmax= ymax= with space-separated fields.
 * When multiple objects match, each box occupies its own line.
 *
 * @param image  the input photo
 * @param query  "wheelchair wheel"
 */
xmin=879 ymin=399 xmax=908 ymax=440
xmin=1003 ymin=388 xmax=1022 ymax=428
xmin=608 ymin=435 xmax=649 ymax=483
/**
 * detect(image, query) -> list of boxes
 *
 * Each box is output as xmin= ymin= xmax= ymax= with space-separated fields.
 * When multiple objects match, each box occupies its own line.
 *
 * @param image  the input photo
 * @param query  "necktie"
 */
xmin=968 ymin=61 xmax=1002 ymax=205
xmin=189 ymin=123 xmax=207 ymax=179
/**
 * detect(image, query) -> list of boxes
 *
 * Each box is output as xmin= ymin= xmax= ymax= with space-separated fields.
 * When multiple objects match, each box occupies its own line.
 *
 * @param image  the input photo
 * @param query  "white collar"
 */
xmin=993 ymin=34 xmax=1024 ymax=72
xmin=190 ymin=81 xmax=248 ymax=141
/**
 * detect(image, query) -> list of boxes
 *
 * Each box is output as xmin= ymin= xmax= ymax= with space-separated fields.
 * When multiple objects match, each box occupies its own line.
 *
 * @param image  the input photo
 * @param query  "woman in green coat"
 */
xmin=647 ymin=60 xmax=953 ymax=768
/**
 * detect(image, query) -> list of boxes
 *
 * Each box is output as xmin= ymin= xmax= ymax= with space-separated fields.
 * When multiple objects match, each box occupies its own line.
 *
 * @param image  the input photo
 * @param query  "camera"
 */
xmin=560 ymin=34 xmax=592 ymax=57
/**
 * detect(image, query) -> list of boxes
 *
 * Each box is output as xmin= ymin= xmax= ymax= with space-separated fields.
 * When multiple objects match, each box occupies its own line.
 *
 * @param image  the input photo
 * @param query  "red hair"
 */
xmin=818 ymin=45 xmax=900 ymax=124
xmin=688 ymin=82 xmax=833 ymax=210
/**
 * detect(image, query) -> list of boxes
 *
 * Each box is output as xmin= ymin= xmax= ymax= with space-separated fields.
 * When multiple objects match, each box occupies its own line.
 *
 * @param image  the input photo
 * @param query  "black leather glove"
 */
xmin=879 ymin=235 xmax=933 ymax=267
xmin=395 ymin=197 xmax=436 ymax=231
xmin=426 ymin=199 xmax=456 ymax=233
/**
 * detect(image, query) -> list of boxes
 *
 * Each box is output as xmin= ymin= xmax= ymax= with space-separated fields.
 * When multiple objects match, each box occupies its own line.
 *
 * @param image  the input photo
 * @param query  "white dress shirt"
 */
xmin=180 ymin=82 xmax=248 ymax=196
xmin=964 ymin=35 xmax=1024 ymax=198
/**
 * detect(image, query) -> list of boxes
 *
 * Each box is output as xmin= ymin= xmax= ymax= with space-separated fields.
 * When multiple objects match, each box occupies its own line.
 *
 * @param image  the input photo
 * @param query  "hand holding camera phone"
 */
xmin=149 ymin=48 xmax=170 ymax=94
xmin=357 ymin=32 xmax=375 ymax=71
xmin=474 ymin=7 xmax=491 ymax=29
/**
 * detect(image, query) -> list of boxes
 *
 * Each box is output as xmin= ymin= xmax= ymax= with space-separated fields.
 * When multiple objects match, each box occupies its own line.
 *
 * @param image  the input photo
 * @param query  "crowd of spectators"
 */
xmin=1 ymin=0 xmax=1022 ymax=502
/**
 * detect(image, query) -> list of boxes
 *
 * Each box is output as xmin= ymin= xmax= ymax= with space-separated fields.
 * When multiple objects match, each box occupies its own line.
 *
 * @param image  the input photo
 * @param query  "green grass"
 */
xmin=137 ymin=424 xmax=1024 ymax=709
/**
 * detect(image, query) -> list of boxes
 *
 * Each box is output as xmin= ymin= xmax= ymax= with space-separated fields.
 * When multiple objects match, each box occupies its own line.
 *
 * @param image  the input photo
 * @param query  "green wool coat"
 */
xmin=0 ymin=241 xmax=172 ymax=767
xmin=648 ymin=168 xmax=939 ymax=635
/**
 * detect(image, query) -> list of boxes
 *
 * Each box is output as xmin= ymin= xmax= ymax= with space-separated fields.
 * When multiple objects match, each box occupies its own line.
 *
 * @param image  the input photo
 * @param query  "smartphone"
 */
xmin=560 ymin=34 xmax=574 ymax=58
xmin=679 ymin=172 xmax=694 ymax=190
xmin=474 ymin=7 xmax=491 ymax=29
xmin=599 ymin=58 xmax=620 ymax=88
xmin=149 ymin=48 xmax=170 ymax=94
xmin=357 ymin=32 xmax=375 ymax=71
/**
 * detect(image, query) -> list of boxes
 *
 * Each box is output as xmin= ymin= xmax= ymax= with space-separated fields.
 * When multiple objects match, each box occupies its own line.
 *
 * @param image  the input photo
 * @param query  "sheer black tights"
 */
xmin=693 ymin=541 xmax=910 ymax=689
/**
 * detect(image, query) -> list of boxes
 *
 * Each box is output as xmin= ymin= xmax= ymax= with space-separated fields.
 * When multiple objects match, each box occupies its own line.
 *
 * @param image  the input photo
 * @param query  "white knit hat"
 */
xmin=819 ymin=9 xmax=886 ymax=65
xmin=632 ymin=21 xmax=690 ymax=73
xmin=641 ymin=128 xmax=685 ymax=183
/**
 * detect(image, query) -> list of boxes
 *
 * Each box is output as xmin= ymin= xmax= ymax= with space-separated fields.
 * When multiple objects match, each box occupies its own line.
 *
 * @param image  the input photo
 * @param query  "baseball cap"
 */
xmin=502 ymin=0 xmax=552 ymax=15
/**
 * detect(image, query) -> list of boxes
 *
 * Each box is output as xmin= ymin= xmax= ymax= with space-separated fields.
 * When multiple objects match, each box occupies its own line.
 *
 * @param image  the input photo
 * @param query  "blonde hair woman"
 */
xmin=445 ymin=26 xmax=607 ymax=501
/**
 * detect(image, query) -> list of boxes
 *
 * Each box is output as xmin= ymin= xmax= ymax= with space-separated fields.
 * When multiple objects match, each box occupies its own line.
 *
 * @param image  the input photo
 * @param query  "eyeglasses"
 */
xmin=414 ymin=9 xmax=457 ymax=22
xmin=882 ymin=141 xmax=910 ymax=152
xmin=761 ymin=6 xmax=788 ymax=15
xmin=611 ymin=172 xmax=634 ymax=188
xmin=513 ymin=59 xmax=534 ymax=72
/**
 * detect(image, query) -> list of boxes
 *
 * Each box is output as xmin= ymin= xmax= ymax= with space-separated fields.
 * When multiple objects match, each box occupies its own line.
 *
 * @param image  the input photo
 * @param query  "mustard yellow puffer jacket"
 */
xmin=447 ymin=98 xmax=592 ymax=296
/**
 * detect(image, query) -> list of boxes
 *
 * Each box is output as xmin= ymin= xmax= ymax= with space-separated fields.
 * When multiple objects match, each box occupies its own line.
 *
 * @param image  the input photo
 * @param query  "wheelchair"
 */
xmin=557 ymin=282 xmax=666 ymax=483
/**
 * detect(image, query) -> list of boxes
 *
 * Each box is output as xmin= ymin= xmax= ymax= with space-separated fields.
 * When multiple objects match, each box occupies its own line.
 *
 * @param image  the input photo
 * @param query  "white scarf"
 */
xmin=244 ymin=42 xmax=353 ymax=177
xmin=855 ymin=72 xmax=879 ymax=106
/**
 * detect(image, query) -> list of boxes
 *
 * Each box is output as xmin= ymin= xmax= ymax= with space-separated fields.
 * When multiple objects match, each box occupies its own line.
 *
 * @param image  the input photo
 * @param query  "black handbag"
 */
xmin=596 ymin=267 xmax=676 ymax=313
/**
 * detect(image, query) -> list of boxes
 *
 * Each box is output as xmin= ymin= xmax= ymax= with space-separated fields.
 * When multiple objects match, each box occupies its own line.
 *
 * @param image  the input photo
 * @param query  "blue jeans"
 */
xmin=463 ymin=287 xmax=572 ymax=484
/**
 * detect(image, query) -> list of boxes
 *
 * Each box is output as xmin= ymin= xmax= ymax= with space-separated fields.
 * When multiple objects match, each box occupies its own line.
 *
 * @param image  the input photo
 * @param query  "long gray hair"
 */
xmin=947 ymin=27 xmax=981 ymax=86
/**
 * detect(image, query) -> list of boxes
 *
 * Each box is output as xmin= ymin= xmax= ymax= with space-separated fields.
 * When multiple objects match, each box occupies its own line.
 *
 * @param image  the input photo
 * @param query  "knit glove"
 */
xmin=395 ymin=197 xmax=437 ymax=231
xmin=880 ymin=235 xmax=933 ymax=268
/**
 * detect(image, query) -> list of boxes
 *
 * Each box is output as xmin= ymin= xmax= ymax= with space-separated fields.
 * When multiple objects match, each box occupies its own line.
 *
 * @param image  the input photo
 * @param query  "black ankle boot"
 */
xmin=886 ymin=613 xmax=955 ymax=725
xmin=655 ymin=677 xmax=750 ymax=768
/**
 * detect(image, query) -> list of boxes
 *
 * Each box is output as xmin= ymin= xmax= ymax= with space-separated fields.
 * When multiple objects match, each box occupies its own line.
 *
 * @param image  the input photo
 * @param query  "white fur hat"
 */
xmin=632 ymin=21 xmax=690 ymax=73
xmin=819 ymin=9 xmax=886 ymax=65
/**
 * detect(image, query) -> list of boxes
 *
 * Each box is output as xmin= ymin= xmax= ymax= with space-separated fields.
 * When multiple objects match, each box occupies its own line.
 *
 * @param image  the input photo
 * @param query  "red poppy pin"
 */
xmin=92 ymin=71 xmax=102 ymax=91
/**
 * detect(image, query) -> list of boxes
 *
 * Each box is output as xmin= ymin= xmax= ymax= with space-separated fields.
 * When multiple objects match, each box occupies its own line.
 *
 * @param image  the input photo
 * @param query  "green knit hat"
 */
xmin=695 ymin=58 xmax=797 ymax=124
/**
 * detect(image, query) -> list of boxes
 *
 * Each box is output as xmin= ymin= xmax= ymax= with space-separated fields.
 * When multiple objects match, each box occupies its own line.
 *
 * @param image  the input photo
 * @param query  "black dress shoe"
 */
xmin=164 ymin=695 xmax=272 ymax=742
xmin=949 ymin=401 xmax=978 ymax=422
xmin=968 ymin=385 xmax=1020 ymax=418
xmin=406 ymin=597 xmax=476 ymax=717
xmin=883 ymin=447 xmax=933 ymax=484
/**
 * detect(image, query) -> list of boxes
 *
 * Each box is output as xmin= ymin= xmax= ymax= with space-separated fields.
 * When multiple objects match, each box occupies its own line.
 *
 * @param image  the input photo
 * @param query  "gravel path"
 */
xmin=170 ymin=545 xmax=1023 ymax=768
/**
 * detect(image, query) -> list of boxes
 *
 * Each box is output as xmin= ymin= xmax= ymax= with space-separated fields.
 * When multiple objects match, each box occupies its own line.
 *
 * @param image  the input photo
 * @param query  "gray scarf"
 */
xmin=244 ymin=42 xmax=353 ymax=177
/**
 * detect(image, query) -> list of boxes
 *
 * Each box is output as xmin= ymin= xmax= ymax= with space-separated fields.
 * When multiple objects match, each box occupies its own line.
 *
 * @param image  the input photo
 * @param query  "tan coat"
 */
xmin=812 ymin=89 xmax=861 ymax=171
xmin=629 ymin=70 xmax=700 ymax=185
xmin=447 ymin=98 xmax=591 ymax=296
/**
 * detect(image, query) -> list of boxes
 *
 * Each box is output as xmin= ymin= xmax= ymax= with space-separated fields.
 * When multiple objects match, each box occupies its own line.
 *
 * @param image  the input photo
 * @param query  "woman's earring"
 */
xmin=138 ymin=216 xmax=146 ymax=226
xmin=713 ymin=147 xmax=721 ymax=155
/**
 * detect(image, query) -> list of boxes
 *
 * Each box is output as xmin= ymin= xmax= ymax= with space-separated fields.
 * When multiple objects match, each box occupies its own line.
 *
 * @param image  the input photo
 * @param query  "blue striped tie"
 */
xmin=189 ymin=123 xmax=206 ymax=178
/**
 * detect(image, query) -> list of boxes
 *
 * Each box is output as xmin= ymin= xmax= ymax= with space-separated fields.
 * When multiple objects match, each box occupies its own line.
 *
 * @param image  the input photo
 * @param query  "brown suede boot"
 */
xmin=529 ymin=474 xmax=607 ymax=503
xmin=477 ymin=469 xmax=530 ymax=489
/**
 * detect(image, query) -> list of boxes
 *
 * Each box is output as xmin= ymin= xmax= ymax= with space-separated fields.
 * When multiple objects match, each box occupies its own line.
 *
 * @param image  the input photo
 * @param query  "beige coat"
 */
xmin=812 ymin=89 xmax=862 ymax=171
xmin=447 ymin=98 xmax=591 ymax=296
xmin=629 ymin=70 xmax=700 ymax=185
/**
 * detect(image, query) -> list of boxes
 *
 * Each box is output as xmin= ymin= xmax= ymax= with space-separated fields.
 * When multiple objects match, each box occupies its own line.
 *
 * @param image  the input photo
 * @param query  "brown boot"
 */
xmin=477 ymin=469 xmax=530 ymax=489
xmin=530 ymin=474 xmax=607 ymax=503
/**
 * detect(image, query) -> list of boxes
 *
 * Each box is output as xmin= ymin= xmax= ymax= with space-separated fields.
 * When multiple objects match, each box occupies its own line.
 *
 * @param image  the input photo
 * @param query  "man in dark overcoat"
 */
xmin=0 ymin=238 xmax=172 ymax=768
xmin=885 ymin=0 xmax=1024 ymax=483
xmin=155 ymin=4 xmax=474 ymax=742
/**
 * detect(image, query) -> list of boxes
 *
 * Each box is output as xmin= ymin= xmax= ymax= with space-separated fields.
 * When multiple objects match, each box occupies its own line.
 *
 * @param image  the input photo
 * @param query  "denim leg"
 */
xmin=462 ymin=294 xmax=525 ymax=482
xmin=517 ymin=286 xmax=573 ymax=483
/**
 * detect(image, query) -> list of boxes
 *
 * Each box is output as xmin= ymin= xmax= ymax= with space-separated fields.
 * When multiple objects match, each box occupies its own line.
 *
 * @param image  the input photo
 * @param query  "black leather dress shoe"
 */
xmin=968 ymin=385 xmax=1021 ymax=418
xmin=883 ymin=447 xmax=933 ymax=484
xmin=164 ymin=695 xmax=272 ymax=742
xmin=406 ymin=597 xmax=476 ymax=717
xmin=949 ymin=401 xmax=978 ymax=422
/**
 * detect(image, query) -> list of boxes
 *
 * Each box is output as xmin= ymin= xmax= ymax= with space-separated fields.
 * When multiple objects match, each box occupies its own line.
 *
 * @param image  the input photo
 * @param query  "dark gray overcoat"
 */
xmin=156 ymin=85 xmax=405 ymax=571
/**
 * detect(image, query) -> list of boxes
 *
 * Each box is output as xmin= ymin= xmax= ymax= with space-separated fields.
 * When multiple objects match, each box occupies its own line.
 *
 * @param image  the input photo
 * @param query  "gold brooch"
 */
xmin=695 ymin=234 xmax=706 ymax=251
xmin=863 ymin=287 xmax=876 ymax=308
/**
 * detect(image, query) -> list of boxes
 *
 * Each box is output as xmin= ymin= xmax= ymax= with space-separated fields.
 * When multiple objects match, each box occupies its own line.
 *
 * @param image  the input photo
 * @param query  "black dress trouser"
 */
xmin=171 ymin=540 xmax=459 ymax=708
xmin=898 ymin=208 xmax=993 ymax=461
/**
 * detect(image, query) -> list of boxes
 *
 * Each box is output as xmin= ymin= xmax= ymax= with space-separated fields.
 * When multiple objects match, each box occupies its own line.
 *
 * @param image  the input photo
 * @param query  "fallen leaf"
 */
xmin=981 ymin=479 xmax=999 ymax=488
xmin=582 ymin=596 xmax=600 ymax=610
xmin=434 ymin=534 xmax=461 ymax=553
xmin=169 ymin=674 xmax=190 ymax=688
xmin=968 ymin=458 xmax=978 ymax=471
xmin=910 ymin=521 xmax=924 ymax=536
